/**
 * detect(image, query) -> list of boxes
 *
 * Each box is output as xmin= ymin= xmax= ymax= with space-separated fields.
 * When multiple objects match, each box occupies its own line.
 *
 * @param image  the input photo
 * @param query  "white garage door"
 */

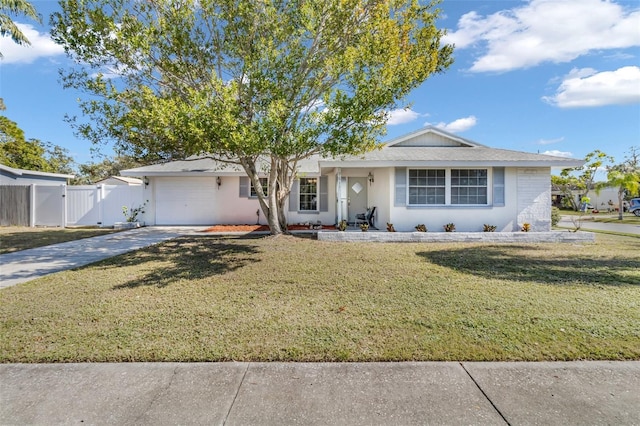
xmin=155 ymin=177 xmax=216 ymax=225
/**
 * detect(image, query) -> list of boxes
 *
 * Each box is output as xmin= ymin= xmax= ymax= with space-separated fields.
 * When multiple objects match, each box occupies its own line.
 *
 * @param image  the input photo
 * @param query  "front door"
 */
xmin=347 ymin=177 xmax=368 ymax=224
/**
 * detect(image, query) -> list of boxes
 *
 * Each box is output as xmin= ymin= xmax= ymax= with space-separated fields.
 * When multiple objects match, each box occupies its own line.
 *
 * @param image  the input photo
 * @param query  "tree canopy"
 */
xmin=0 ymin=0 xmax=41 ymax=57
xmin=51 ymin=0 xmax=453 ymax=233
xmin=0 ymin=115 xmax=75 ymax=174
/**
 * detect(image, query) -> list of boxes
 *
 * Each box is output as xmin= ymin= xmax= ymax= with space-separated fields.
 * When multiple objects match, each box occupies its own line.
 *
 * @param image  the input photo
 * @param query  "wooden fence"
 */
xmin=0 ymin=185 xmax=30 ymax=226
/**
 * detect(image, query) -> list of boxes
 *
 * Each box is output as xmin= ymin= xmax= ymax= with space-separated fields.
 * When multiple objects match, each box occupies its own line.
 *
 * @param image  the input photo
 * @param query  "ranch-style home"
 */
xmin=121 ymin=127 xmax=583 ymax=232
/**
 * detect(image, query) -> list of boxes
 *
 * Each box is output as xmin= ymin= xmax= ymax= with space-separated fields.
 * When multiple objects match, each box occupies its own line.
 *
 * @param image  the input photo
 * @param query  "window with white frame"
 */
xmin=406 ymin=168 xmax=489 ymax=206
xmin=250 ymin=178 xmax=268 ymax=197
xmin=408 ymin=169 xmax=445 ymax=205
xmin=451 ymin=169 xmax=487 ymax=204
xmin=299 ymin=177 xmax=318 ymax=211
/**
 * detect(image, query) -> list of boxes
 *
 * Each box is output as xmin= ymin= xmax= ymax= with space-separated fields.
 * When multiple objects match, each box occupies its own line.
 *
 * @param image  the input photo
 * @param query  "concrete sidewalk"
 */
xmin=0 ymin=226 xmax=204 ymax=289
xmin=1 ymin=362 xmax=638 ymax=425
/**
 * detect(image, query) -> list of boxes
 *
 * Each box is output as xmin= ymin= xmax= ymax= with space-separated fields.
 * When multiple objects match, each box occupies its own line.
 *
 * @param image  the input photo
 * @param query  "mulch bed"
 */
xmin=201 ymin=224 xmax=336 ymax=233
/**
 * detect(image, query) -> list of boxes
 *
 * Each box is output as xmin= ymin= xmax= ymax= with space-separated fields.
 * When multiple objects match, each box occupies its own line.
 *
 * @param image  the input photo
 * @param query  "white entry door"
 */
xmin=347 ymin=177 xmax=368 ymax=224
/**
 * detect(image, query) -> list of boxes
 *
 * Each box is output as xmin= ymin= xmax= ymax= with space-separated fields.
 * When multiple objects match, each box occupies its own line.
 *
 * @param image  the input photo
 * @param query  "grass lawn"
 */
xmin=1 ymin=234 xmax=639 ymax=362
xmin=0 ymin=227 xmax=120 ymax=255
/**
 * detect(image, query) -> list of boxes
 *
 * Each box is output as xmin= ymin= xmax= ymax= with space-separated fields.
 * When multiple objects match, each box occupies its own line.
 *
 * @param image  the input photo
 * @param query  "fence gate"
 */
xmin=34 ymin=185 xmax=65 ymax=227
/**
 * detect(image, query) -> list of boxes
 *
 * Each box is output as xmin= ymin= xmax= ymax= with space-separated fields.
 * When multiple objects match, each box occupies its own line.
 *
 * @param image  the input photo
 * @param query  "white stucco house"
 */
xmin=121 ymin=127 xmax=583 ymax=232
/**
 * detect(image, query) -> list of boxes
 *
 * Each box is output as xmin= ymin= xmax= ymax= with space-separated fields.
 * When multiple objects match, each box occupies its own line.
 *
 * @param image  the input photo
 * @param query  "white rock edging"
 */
xmin=317 ymin=231 xmax=595 ymax=243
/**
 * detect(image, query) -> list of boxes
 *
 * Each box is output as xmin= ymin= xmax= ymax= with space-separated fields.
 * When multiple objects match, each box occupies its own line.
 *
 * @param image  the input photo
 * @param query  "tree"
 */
xmin=600 ymin=165 xmax=640 ymax=220
xmin=0 ymin=115 xmax=75 ymax=174
xmin=596 ymin=146 xmax=640 ymax=220
xmin=51 ymin=0 xmax=453 ymax=234
xmin=557 ymin=150 xmax=614 ymax=211
xmin=75 ymin=155 xmax=143 ymax=184
xmin=0 ymin=0 xmax=41 ymax=57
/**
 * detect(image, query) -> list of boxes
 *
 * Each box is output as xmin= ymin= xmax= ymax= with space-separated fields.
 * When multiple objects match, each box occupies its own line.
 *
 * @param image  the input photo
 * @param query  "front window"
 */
xmin=299 ymin=178 xmax=318 ymax=211
xmin=451 ymin=169 xmax=487 ymax=204
xmin=250 ymin=178 xmax=268 ymax=197
xmin=408 ymin=169 xmax=445 ymax=205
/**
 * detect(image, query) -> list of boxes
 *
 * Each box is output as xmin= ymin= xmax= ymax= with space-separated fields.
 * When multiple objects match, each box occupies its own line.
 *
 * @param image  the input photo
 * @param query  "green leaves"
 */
xmin=52 ymin=0 xmax=453 ymax=232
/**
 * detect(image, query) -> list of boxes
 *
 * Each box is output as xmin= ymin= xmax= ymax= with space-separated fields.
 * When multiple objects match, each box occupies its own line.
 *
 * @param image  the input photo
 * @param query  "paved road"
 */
xmin=0 ymin=226 xmax=204 ymax=289
xmin=557 ymin=215 xmax=639 ymax=235
xmin=1 ymin=362 xmax=639 ymax=425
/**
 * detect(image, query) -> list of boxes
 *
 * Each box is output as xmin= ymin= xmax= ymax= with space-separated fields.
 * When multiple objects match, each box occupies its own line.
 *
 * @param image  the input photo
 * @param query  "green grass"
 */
xmin=1 ymin=234 xmax=639 ymax=362
xmin=0 ymin=227 xmax=120 ymax=254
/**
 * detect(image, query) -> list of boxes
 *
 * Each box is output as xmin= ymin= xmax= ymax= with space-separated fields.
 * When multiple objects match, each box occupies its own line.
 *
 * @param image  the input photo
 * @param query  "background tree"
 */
xmin=74 ymin=155 xmax=143 ymax=184
xmin=0 ymin=0 xmax=41 ymax=57
xmin=595 ymin=146 xmax=640 ymax=220
xmin=1 ymin=114 xmax=75 ymax=174
xmin=556 ymin=150 xmax=614 ymax=211
xmin=51 ymin=0 xmax=453 ymax=234
xmin=600 ymin=166 xmax=639 ymax=220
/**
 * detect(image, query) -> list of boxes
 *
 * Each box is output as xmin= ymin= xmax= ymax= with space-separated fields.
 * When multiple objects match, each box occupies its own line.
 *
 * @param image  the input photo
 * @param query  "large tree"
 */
xmin=0 ymin=115 xmax=75 ymax=174
xmin=51 ymin=0 xmax=453 ymax=234
xmin=0 ymin=0 xmax=41 ymax=57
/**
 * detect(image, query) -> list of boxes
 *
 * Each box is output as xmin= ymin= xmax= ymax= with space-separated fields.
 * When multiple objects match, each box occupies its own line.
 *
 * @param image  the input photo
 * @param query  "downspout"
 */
xmin=336 ymin=168 xmax=342 ymax=224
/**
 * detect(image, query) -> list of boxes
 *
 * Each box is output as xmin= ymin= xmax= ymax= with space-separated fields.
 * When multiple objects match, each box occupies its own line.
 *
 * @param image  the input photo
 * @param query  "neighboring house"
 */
xmin=0 ymin=164 xmax=74 ymax=185
xmin=121 ymin=127 xmax=583 ymax=231
xmin=95 ymin=176 xmax=143 ymax=186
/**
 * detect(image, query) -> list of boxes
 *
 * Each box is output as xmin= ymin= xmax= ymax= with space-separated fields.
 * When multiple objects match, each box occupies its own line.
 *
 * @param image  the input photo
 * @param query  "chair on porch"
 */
xmin=355 ymin=206 xmax=376 ymax=227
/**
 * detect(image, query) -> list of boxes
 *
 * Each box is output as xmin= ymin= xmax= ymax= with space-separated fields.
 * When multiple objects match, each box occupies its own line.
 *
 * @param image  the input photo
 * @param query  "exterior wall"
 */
xmin=387 ymin=167 xmax=540 ymax=232
xmin=145 ymin=175 xmax=336 ymax=226
xmin=516 ymin=168 xmax=551 ymax=231
xmin=286 ymin=174 xmax=336 ymax=226
xmin=145 ymin=176 xmax=265 ymax=225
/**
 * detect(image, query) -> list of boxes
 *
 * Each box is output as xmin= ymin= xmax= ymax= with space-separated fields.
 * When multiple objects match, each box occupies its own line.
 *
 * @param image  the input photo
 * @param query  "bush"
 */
xmin=551 ymin=207 xmax=560 ymax=226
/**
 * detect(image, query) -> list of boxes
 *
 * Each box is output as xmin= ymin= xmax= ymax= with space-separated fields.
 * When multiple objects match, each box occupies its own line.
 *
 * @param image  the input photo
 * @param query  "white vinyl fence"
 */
xmin=66 ymin=185 xmax=144 ymax=227
xmin=1 ymin=184 xmax=144 ymax=227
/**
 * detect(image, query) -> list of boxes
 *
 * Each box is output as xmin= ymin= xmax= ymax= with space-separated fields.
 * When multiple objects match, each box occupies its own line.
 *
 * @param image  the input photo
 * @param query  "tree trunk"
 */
xmin=618 ymin=191 xmax=624 ymax=220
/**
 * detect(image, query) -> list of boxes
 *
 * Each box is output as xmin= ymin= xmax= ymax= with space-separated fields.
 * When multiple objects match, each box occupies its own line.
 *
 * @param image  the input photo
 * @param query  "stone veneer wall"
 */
xmin=318 ymin=231 xmax=595 ymax=243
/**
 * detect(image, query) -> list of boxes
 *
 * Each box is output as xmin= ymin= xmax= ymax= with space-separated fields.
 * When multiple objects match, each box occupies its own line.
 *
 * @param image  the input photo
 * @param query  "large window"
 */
xmin=299 ymin=178 xmax=317 ymax=211
xmin=406 ymin=168 xmax=489 ymax=206
xmin=408 ymin=169 xmax=445 ymax=205
xmin=250 ymin=178 xmax=268 ymax=197
xmin=451 ymin=169 xmax=487 ymax=204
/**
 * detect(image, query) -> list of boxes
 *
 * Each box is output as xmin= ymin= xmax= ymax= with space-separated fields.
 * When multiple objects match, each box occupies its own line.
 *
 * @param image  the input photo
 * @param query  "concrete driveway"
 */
xmin=0 ymin=226 xmax=203 ymax=289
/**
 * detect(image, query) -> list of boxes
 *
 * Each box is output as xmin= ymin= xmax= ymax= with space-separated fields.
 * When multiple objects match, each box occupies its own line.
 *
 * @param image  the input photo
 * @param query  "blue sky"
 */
xmin=1 ymin=0 xmax=639 ymax=175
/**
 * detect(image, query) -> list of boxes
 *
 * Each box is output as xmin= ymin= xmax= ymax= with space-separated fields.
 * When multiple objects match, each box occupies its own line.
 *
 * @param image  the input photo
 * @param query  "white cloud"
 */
xmin=543 ymin=66 xmax=640 ymax=108
xmin=386 ymin=108 xmax=422 ymax=125
xmin=428 ymin=115 xmax=477 ymax=133
xmin=543 ymin=150 xmax=574 ymax=158
xmin=537 ymin=137 xmax=565 ymax=145
xmin=0 ymin=23 xmax=64 ymax=64
xmin=444 ymin=0 xmax=640 ymax=73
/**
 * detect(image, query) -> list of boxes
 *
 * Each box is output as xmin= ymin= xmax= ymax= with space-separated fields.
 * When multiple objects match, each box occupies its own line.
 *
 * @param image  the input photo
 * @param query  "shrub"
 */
xmin=521 ymin=223 xmax=531 ymax=232
xmin=338 ymin=220 xmax=348 ymax=231
xmin=415 ymin=224 xmax=427 ymax=232
xmin=360 ymin=223 xmax=369 ymax=232
xmin=551 ymin=207 xmax=560 ymax=226
xmin=443 ymin=223 xmax=455 ymax=232
xmin=386 ymin=223 xmax=396 ymax=232
xmin=483 ymin=224 xmax=497 ymax=232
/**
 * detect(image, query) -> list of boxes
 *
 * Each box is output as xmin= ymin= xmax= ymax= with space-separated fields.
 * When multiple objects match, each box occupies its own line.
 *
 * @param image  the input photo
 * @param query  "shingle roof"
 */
xmin=321 ymin=146 xmax=583 ymax=167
